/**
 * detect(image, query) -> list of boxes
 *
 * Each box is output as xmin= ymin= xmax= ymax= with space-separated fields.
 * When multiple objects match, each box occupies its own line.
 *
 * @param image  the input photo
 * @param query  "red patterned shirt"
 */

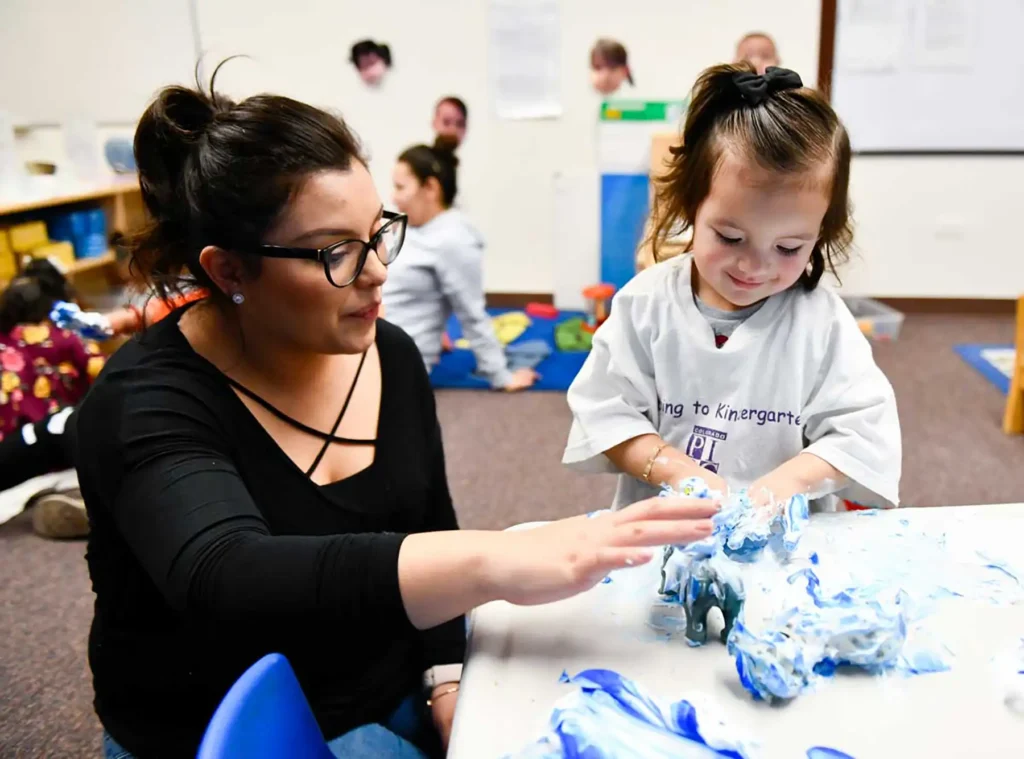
xmin=0 ymin=322 xmax=104 ymax=441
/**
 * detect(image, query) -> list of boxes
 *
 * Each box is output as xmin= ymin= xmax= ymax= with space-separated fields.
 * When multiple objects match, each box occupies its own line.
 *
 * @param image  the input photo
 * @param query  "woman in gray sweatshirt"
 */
xmin=383 ymin=139 xmax=537 ymax=391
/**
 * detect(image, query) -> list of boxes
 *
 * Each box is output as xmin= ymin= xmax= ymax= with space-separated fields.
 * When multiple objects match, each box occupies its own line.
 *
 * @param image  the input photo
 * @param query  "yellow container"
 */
xmin=9 ymin=220 xmax=49 ymax=253
xmin=0 ymin=229 xmax=15 ymax=282
xmin=29 ymin=241 xmax=76 ymax=269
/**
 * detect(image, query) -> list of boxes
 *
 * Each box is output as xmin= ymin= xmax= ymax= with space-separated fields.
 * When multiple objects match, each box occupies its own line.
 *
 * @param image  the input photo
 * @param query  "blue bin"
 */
xmin=48 ymin=208 xmax=108 ymax=259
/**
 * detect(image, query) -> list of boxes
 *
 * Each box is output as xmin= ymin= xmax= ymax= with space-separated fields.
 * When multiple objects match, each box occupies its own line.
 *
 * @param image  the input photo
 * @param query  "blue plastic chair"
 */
xmin=196 ymin=653 xmax=334 ymax=759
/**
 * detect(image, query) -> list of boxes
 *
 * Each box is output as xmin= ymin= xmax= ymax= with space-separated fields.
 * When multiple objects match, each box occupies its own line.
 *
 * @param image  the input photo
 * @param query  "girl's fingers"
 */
xmin=613 ymin=496 xmax=719 ymax=524
xmin=610 ymin=518 xmax=714 ymax=547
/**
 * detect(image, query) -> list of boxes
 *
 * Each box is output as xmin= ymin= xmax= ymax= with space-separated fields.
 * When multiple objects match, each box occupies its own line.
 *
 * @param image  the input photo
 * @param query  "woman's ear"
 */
xmin=198 ymin=245 xmax=246 ymax=297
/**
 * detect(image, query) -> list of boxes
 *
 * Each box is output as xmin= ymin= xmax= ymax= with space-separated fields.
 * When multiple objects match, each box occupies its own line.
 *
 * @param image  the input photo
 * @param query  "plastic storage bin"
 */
xmin=48 ymin=208 xmax=108 ymax=259
xmin=842 ymin=297 xmax=905 ymax=342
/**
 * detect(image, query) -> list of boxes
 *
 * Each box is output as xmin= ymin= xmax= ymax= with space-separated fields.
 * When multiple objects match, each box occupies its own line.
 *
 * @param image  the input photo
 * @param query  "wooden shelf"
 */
xmin=0 ymin=179 xmax=140 ymax=218
xmin=66 ymin=250 xmax=117 ymax=276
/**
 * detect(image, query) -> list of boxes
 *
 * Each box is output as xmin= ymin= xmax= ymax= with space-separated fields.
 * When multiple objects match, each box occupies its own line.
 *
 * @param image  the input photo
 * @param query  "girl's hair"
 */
xmin=349 ymin=40 xmax=392 ymax=68
xmin=130 ymin=60 xmax=365 ymax=301
xmin=398 ymin=136 xmax=460 ymax=208
xmin=20 ymin=257 xmax=73 ymax=303
xmin=590 ymin=39 xmax=634 ymax=86
xmin=436 ymin=96 xmax=468 ymax=123
xmin=0 ymin=277 xmax=56 ymax=333
xmin=647 ymin=62 xmax=852 ymax=290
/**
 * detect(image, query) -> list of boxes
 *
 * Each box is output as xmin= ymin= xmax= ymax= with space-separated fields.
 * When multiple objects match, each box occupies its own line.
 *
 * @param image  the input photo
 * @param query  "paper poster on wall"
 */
xmin=909 ymin=0 xmax=975 ymax=71
xmin=835 ymin=0 xmax=907 ymax=73
xmin=598 ymin=100 xmax=686 ymax=291
xmin=489 ymin=0 xmax=561 ymax=119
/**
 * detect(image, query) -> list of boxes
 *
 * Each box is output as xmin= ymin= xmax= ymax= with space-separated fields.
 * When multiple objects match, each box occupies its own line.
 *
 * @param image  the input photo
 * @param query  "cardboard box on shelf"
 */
xmin=29 ymin=240 xmax=76 ymax=269
xmin=9 ymin=220 xmax=48 ymax=253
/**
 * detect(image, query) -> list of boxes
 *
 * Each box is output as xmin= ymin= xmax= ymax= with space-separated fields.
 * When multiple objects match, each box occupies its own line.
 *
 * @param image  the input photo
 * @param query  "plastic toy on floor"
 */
xmin=581 ymin=284 xmax=616 ymax=334
xmin=657 ymin=477 xmax=809 ymax=645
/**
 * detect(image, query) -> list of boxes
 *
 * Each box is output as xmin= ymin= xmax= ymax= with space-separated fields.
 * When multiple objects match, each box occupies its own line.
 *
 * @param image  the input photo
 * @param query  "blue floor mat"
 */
xmin=953 ymin=343 xmax=1014 ymax=395
xmin=429 ymin=308 xmax=590 ymax=392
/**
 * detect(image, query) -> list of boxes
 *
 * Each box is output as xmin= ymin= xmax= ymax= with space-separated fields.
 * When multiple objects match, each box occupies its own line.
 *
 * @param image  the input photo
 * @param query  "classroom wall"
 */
xmin=8 ymin=0 xmax=1022 ymax=298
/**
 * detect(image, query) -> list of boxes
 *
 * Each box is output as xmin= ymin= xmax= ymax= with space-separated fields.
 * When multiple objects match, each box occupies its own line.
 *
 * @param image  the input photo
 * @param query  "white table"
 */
xmin=449 ymin=506 xmax=1024 ymax=758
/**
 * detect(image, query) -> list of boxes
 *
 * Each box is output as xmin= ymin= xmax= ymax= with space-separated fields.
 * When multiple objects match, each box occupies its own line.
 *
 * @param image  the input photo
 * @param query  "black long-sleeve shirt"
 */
xmin=75 ymin=311 xmax=465 ymax=758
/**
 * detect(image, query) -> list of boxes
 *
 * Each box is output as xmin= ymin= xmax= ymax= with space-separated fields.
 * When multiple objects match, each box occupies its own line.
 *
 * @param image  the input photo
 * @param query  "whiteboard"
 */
xmin=830 ymin=0 xmax=1024 ymax=153
xmin=0 ymin=0 xmax=198 ymax=126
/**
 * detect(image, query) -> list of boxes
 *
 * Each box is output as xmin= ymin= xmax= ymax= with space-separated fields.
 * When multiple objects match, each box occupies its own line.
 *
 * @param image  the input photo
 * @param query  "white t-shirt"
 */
xmin=562 ymin=255 xmax=901 ymax=511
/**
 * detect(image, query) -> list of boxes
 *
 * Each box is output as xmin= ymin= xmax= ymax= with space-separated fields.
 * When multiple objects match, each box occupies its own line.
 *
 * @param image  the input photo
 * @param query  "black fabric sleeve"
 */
xmin=89 ymin=378 xmax=415 ymax=630
xmin=415 ymin=376 xmax=468 ymax=671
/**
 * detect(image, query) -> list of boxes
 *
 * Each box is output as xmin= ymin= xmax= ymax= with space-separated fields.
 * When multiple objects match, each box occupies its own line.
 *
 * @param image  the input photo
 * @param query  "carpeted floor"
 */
xmin=2 ymin=311 xmax=1022 ymax=756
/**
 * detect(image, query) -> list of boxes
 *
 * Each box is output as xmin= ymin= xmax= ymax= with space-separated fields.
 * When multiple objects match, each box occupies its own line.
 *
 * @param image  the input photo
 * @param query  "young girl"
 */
xmin=563 ymin=63 xmax=901 ymax=512
xmin=385 ymin=138 xmax=537 ymax=391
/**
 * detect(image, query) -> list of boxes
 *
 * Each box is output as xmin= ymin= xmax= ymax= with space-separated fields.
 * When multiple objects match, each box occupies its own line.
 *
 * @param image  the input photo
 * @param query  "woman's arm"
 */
xmin=81 ymin=379 xmax=717 ymax=632
xmin=396 ymin=497 xmax=717 ymax=629
xmin=433 ymin=235 xmax=516 ymax=389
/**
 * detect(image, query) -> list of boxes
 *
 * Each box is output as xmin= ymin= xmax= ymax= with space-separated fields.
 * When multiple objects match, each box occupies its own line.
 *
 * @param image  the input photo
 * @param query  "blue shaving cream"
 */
xmin=510 ymin=669 xmax=856 ymax=758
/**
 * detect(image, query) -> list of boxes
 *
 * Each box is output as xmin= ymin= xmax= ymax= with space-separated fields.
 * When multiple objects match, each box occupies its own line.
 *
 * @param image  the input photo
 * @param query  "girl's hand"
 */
xmin=491 ymin=496 xmax=717 ymax=607
xmin=502 ymin=368 xmax=539 ymax=392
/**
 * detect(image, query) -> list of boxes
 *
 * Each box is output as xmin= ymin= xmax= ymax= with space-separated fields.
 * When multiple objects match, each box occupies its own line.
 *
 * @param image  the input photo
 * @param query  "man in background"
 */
xmin=433 ymin=96 xmax=468 ymax=147
xmin=735 ymin=32 xmax=780 ymax=74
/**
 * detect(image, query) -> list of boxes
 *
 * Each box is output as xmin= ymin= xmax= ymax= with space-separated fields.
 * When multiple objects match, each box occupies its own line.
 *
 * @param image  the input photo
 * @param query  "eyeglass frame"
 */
xmin=250 ymin=210 xmax=408 ymax=288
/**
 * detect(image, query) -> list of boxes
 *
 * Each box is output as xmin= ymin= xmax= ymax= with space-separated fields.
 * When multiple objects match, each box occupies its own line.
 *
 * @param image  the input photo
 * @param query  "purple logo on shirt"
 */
xmin=685 ymin=425 xmax=727 ymax=474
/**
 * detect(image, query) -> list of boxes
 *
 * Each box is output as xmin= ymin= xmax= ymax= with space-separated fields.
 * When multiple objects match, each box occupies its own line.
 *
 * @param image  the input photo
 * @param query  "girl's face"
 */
xmin=392 ymin=161 xmax=441 ymax=227
xmin=590 ymin=60 xmax=628 ymax=95
xmin=433 ymin=102 xmax=467 ymax=146
xmin=691 ymin=151 xmax=829 ymax=311
xmin=242 ymin=166 xmax=389 ymax=355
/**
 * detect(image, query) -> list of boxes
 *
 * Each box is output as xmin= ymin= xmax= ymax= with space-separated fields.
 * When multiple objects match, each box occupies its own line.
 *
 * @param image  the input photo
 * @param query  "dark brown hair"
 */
xmin=590 ymin=39 xmax=634 ymax=86
xmin=0 ymin=277 xmax=56 ymax=333
xmin=349 ymin=40 xmax=392 ymax=68
xmin=398 ymin=136 xmax=460 ymax=208
xmin=647 ymin=62 xmax=852 ymax=290
xmin=130 ymin=60 xmax=365 ymax=301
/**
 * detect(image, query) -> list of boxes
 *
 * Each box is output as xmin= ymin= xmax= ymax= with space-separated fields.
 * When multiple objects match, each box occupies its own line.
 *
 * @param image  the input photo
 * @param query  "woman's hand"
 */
xmin=491 ymin=496 xmax=717 ymax=607
xmin=429 ymin=686 xmax=458 ymax=750
xmin=502 ymin=368 xmax=539 ymax=392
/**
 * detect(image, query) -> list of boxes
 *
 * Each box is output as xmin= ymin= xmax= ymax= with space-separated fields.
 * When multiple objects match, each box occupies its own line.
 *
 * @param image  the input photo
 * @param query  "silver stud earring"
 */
xmin=231 ymin=292 xmax=245 ymax=305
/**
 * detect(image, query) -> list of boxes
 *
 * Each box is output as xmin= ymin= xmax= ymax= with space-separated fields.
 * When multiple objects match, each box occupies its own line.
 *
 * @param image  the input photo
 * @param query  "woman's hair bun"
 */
xmin=431 ymin=135 xmax=460 ymax=170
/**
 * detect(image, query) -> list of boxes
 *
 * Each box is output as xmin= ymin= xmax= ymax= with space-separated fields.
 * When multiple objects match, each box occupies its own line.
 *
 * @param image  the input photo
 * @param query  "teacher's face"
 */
xmin=246 ymin=165 xmax=389 ymax=355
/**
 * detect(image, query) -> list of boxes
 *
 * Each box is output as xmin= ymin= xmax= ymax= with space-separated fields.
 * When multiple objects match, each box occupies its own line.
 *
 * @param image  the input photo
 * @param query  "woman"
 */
xmin=384 ymin=138 xmax=536 ymax=391
xmin=76 ymin=72 xmax=716 ymax=759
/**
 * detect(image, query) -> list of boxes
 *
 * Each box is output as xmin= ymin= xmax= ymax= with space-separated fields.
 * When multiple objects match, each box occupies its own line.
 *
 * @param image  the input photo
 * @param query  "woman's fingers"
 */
xmin=610 ymin=518 xmax=714 ymax=548
xmin=592 ymin=547 xmax=655 ymax=574
xmin=613 ymin=496 xmax=719 ymax=524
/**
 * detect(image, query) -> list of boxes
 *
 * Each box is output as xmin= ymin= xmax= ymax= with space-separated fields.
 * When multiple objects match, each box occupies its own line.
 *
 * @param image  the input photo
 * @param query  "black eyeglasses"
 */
xmin=252 ymin=210 xmax=408 ymax=288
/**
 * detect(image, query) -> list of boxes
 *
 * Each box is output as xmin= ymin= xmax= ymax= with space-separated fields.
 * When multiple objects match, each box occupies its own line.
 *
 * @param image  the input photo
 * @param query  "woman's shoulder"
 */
xmin=81 ymin=314 xmax=222 ymax=419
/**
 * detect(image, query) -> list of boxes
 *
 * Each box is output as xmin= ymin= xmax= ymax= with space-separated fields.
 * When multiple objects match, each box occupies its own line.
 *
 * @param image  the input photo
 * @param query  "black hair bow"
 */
xmin=732 ymin=66 xmax=803 ymax=106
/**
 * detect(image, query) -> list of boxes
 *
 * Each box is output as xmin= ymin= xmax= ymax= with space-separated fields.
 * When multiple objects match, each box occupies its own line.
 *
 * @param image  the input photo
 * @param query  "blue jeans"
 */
xmin=102 ymin=695 xmax=431 ymax=759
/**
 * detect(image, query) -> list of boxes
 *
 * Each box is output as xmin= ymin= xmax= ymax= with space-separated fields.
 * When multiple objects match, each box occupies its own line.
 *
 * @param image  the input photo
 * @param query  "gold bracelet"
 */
xmin=642 ymin=442 xmax=668 ymax=483
xmin=426 ymin=685 xmax=460 ymax=707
